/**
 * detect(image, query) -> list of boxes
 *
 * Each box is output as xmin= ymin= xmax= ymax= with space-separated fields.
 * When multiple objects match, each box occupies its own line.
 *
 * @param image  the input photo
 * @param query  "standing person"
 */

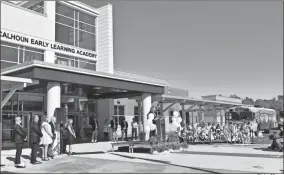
xmin=110 ymin=116 xmax=118 ymax=142
xmin=91 ymin=116 xmax=98 ymax=143
xmin=60 ymin=122 xmax=67 ymax=154
xmin=121 ymin=118 xmax=128 ymax=141
xmin=30 ymin=115 xmax=43 ymax=165
xmin=103 ymin=119 xmax=110 ymax=142
xmin=66 ymin=119 xmax=76 ymax=155
xmin=13 ymin=116 xmax=27 ymax=168
xmin=39 ymin=116 xmax=53 ymax=161
xmin=131 ymin=119 xmax=138 ymax=140
xmin=48 ymin=117 xmax=56 ymax=159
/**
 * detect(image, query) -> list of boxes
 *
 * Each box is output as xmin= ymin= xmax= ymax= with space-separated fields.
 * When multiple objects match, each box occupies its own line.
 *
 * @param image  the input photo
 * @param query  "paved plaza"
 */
xmin=1 ymin=141 xmax=283 ymax=174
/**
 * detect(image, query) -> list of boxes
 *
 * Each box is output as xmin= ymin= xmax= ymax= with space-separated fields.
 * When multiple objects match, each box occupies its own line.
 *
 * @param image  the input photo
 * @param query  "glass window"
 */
xmin=56 ymin=3 xmax=74 ymax=18
xmin=78 ymin=31 xmax=96 ymax=51
xmin=55 ymin=54 xmax=96 ymax=71
xmin=2 ymin=114 xmax=16 ymax=141
xmin=1 ymin=61 xmax=17 ymax=70
xmin=78 ymin=59 xmax=96 ymax=71
xmin=28 ymin=1 xmax=45 ymax=14
xmin=114 ymin=106 xmax=118 ymax=115
xmin=55 ymin=3 xmax=96 ymax=51
xmin=55 ymin=23 xmax=75 ymax=46
xmin=56 ymin=55 xmax=75 ymax=67
xmin=1 ymin=44 xmax=18 ymax=63
xmin=19 ymin=94 xmax=44 ymax=112
xmin=7 ymin=1 xmax=45 ymax=15
xmin=0 ymin=42 xmax=44 ymax=69
xmin=56 ymin=14 xmax=74 ymax=27
xmin=79 ymin=23 xmax=96 ymax=34
xmin=118 ymin=106 xmax=125 ymax=115
xmin=79 ymin=12 xmax=96 ymax=26
xmin=24 ymin=49 xmax=44 ymax=62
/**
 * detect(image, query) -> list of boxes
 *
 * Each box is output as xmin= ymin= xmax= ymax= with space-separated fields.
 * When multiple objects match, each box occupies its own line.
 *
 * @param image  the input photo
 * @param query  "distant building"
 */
xmin=278 ymin=95 xmax=283 ymax=101
xmin=201 ymin=95 xmax=242 ymax=104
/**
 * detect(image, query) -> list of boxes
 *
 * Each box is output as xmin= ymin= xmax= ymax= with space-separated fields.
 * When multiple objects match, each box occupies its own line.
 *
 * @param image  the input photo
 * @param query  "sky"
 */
xmin=82 ymin=0 xmax=283 ymax=100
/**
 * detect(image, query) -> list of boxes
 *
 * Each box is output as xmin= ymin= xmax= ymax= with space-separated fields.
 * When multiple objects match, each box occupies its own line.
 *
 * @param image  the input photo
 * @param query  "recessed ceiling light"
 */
xmin=93 ymin=94 xmax=100 ymax=96
xmin=93 ymin=87 xmax=102 ymax=90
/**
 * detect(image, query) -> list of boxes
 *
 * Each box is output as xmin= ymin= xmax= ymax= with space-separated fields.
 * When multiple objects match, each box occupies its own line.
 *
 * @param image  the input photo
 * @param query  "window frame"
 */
xmin=55 ymin=2 xmax=97 ymax=51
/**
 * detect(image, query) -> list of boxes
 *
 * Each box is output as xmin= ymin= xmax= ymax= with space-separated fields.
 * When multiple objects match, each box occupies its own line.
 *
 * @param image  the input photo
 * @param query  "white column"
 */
xmin=47 ymin=82 xmax=61 ymax=118
xmin=142 ymin=93 xmax=151 ymax=140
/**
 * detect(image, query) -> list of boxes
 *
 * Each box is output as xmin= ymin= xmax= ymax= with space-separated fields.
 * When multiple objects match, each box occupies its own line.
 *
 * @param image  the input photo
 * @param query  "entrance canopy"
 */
xmin=156 ymin=94 xmax=247 ymax=107
xmin=1 ymin=75 xmax=39 ymax=108
xmin=152 ymin=94 xmax=249 ymax=114
xmin=1 ymin=60 xmax=168 ymax=99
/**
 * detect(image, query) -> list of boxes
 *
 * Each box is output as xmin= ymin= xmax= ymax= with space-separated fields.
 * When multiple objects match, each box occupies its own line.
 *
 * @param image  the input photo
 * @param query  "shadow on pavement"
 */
xmin=72 ymin=151 xmax=105 ymax=155
xmin=253 ymin=147 xmax=282 ymax=153
xmin=109 ymin=152 xmax=221 ymax=174
xmin=175 ymin=150 xmax=283 ymax=158
xmin=0 ymin=171 xmax=16 ymax=174
xmin=21 ymin=155 xmax=31 ymax=160
xmin=6 ymin=157 xmax=15 ymax=163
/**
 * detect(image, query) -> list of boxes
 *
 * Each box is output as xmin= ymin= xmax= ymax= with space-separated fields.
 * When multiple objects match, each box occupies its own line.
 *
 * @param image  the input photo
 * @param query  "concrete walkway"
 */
xmin=1 ymin=142 xmax=283 ymax=173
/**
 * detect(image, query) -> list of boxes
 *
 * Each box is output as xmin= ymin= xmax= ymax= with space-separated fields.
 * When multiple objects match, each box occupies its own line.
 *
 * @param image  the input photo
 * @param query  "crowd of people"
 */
xmin=13 ymin=115 xmax=76 ymax=168
xmin=89 ymin=115 xmax=139 ymax=143
xmin=178 ymin=122 xmax=255 ymax=144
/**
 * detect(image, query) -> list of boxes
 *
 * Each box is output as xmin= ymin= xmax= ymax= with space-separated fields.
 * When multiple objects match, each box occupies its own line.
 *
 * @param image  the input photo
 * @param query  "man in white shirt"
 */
xmin=131 ymin=119 xmax=138 ymax=140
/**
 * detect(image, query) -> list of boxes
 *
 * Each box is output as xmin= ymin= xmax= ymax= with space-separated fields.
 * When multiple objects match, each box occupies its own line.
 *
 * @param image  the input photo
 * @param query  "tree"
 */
xmin=229 ymin=94 xmax=242 ymax=99
xmin=242 ymin=97 xmax=255 ymax=105
xmin=255 ymin=99 xmax=270 ymax=108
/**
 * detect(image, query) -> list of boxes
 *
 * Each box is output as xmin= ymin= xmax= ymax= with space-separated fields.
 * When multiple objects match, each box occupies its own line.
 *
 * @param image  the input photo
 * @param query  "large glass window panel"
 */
xmin=118 ymin=106 xmax=125 ymax=115
xmin=55 ymin=23 xmax=75 ymax=46
xmin=56 ymin=3 xmax=74 ymax=18
xmin=1 ymin=61 xmax=17 ymax=70
xmin=28 ymin=1 xmax=45 ymax=14
xmin=24 ymin=49 xmax=44 ymax=62
xmin=19 ymin=94 xmax=44 ymax=112
xmin=114 ymin=106 xmax=118 ymax=115
xmin=79 ymin=23 xmax=96 ymax=34
xmin=56 ymin=14 xmax=74 ymax=27
xmin=79 ymin=12 xmax=96 ymax=26
xmin=78 ymin=59 xmax=96 ymax=71
xmin=1 ymin=45 xmax=18 ymax=63
xmin=78 ymin=31 xmax=96 ymax=51
xmin=2 ymin=114 xmax=16 ymax=141
xmin=56 ymin=56 xmax=75 ymax=67
xmin=87 ymin=100 xmax=96 ymax=112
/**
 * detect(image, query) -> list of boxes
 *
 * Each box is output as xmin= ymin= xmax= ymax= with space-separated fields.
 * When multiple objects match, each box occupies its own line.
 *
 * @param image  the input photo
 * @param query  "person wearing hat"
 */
xmin=13 ymin=116 xmax=27 ymax=168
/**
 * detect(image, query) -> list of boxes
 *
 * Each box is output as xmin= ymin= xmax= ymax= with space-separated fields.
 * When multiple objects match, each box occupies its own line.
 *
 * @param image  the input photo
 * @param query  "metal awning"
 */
xmin=1 ymin=76 xmax=39 ymax=108
xmin=154 ymin=94 xmax=248 ymax=108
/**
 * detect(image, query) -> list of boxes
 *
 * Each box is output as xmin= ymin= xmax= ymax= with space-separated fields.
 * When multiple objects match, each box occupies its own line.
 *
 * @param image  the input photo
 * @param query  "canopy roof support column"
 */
xmin=142 ymin=93 xmax=151 ymax=141
xmin=181 ymin=104 xmax=186 ymax=126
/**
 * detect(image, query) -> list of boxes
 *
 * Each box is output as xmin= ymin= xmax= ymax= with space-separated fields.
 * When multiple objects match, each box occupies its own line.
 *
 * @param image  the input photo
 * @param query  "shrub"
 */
xmin=151 ymin=141 xmax=188 ymax=153
xmin=181 ymin=142 xmax=188 ymax=149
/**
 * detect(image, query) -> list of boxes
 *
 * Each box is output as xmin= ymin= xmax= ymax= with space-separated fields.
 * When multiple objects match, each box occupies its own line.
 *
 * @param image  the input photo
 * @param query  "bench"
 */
xmin=111 ymin=141 xmax=152 ymax=153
